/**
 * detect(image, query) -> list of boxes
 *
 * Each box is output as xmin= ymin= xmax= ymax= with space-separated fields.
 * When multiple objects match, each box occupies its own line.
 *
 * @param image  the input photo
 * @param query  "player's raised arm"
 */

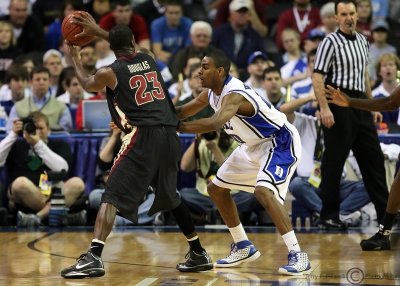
xmin=326 ymin=85 xmax=400 ymax=111
xmin=178 ymin=92 xmax=243 ymax=134
xmin=66 ymin=44 xmax=116 ymax=92
xmin=72 ymin=11 xmax=109 ymax=41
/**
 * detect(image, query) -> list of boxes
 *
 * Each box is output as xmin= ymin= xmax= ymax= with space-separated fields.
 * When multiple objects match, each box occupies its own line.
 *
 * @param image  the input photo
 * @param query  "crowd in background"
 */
xmin=0 ymin=0 xmax=399 ymax=228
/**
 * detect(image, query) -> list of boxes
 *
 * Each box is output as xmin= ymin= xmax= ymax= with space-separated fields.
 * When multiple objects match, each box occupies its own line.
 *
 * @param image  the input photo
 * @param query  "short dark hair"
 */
xmin=31 ymin=66 xmax=50 ymax=80
xmin=206 ymin=49 xmax=231 ymax=77
xmin=164 ymin=0 xmax=183 ymax=8
xmin=263 ymin=66 xmax=281 ymax=79
xmin=335 ymin=0 xmax=357 ymax=14
xmin=109 ymin=25 xmax=134 ymax=51
xmin=4 ymin=64 xmax=29 ymax=83
xmin=113 ymin=0 xmax=131 ymax=9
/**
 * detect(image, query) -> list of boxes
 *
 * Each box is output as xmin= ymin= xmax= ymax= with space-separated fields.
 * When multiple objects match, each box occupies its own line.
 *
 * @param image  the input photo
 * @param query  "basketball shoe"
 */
xmin=61 ymin=251 xmax=105 ymax=278
xmin=278 ymin=250 xmax=311 ymax=276
xmin=214 ymin=240 xmax=261 ymax=267
xmin=360 ymin=232 xmax=390 ymax=251
xmin=176 ymin=249 xmax=213 ymax=272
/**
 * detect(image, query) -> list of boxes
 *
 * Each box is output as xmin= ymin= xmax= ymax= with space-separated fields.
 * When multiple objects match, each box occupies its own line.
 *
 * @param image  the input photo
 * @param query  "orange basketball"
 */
xmin=62 ymin=11 xmax=95 ymax=46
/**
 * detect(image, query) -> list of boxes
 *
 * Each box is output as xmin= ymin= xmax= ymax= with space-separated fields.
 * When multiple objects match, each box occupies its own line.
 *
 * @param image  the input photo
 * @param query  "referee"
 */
xmin=312 ymin=0 xmax=388 ymax=230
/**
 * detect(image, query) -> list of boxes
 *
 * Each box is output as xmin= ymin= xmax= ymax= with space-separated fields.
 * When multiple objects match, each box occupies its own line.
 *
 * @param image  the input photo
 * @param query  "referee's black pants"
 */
xmin=320 ymin=102 xmax=388 ymax=222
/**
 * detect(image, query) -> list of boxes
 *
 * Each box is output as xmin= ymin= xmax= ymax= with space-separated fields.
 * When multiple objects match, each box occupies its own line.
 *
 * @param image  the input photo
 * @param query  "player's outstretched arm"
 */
xmin=326 ymin=85 xmax=400 ymax=111
xmin=178 ymin=92 xmax=242 ymax=134
xmin=72 ymin=11 xmax=109 ymax=41
xmin=175 ymin=89 xmax=210 ymax=120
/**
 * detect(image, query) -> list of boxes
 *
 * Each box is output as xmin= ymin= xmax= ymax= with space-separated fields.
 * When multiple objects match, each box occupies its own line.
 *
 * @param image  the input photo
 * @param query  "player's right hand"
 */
xmin=71 ymin=11 xmax=98 ymax=38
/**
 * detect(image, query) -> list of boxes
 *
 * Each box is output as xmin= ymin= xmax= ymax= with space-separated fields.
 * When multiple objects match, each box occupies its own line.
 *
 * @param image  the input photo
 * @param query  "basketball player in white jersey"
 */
xmin=176 ymin=49 xmax=311 ymax=275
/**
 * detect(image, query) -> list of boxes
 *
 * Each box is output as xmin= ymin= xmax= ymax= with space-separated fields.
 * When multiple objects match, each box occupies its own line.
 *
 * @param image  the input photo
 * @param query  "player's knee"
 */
xmin=207 ymin=183 xmax=227 ymax=198
xmin=254 ymin=186 xmax=275 ymax=202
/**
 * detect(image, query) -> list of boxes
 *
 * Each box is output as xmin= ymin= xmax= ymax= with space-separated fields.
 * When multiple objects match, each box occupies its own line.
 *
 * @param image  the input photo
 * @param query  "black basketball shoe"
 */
xmin=61 ymin=251 xmax=105 ymax=278
xmin=360 ymin=232 xmax=390 ymax=251
xmin=176 ymin=249 xmax=213 ymax=272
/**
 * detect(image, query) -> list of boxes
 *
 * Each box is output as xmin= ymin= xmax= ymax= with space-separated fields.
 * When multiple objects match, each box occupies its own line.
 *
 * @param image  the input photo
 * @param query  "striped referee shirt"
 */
xmin=313 ymin=29 xmax=369 ymax=93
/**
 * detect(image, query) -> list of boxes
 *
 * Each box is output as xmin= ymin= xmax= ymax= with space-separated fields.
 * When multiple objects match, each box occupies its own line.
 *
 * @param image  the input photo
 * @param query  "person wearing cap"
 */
xmin=303 ymin=28 xmax=325 ymax=54
xmin=212 ymin=0 xmax=265 ymax=78
xmin=319 ymin=2 xmax=337 ymax=35
xmin=276 ymin=0 xmax=321 ymax=51
xmin=213 ymin=0 xmax=268 ymax=37
xmin=244 ymin=51 xmax=273 ymax=97
xmin=368 ymin=19 xmax=397 ymax=84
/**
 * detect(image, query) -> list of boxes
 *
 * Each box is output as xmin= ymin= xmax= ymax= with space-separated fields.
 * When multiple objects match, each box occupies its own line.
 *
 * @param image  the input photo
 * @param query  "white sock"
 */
xmin=282 ymin=230 xmax=301 ymax=253
xmin=228 ymin=223 xmax=248 ymax=243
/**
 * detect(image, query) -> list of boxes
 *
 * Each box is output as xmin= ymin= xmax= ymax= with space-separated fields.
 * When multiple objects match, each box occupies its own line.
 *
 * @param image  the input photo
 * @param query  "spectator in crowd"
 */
xmin=57 ymin=72 xmax=88 ymax=109
xmin=45 ymin=0 xmax=84 ymax=51
xmin=43 ymin=49 xmax=64 ymax=97
xmin=280 ymin=96 xmax=371 ymax=227
xmin=0 ymin=0 xmax=45 ymax=53
xmin=180 ymin=130 xmax=267 ymax=225
xmin=31 ymin=0 xmax=63 ymax=29
xmin=151 ymin=0 xmax=192 ymax=64
xmin=371 ymin=53 xmax=400 ymax=130
xmin=356 ymin=0 xmax=373 ymax=42
xmin=85 ymin=0 xmax=111 ymax=23
xmin=368 ymin=20 xmax=397 ymax=84
xmin=290 ymin=49 xmax=318 ymax=114
xmin=94 ymin=38 xmax=116 ymax=70
xmin=6 ymin=66 xmax=73 ymax=132
xmin=276 ymin=0 xmax=321 ymax=51
xmin=312 ymin=0 xmax=388 ymax=230
xmin=0 ymin=111 xmax=86 ymax=227
xmin=213 ymin=0 xmax=268 ymax=37
xmin=0 ymin=20 xmax=22 ymax=85
xmin=169 ymin=20 xmax=218 ymax=80
xmin=14 ymin=54 xmax=35 ymax=75
xmin=89 ymin=123 xmax=159 ymax=226
xmin=319 ymin=2 xmax=337 ymax=35
xmin=264 ymin=66 xmax=286 ymax=107
xmin=244 ymin=51 xmax=273 ymax=97
xmin=80 ymin=45 xmax=98 ymax=76
xmin=169 ymin=57 xmax=201 ymax=100
xmin=0 ymin=64 xmax=29 ymax=114
xmin=99 ymin=0 xmax=150 ymax=50
xmin=134 ymin=0 xmax=166 ymax=28
xmin=303 ymin=28 xmax=325 ymax=54
xmin=212 ymin=0 xmax=265 ymax=78
xmin=371 ymin=0 xmax=389 ymax=21
xmin=280 ymin=28 xmax=307 ymax=88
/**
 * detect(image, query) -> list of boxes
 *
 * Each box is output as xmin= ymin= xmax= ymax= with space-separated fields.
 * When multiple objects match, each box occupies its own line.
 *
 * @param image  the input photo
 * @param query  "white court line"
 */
xmin=205 ymin=278 xmax=219 ymax=286
xmin=134 ymin=278 xmax=158 ymax=286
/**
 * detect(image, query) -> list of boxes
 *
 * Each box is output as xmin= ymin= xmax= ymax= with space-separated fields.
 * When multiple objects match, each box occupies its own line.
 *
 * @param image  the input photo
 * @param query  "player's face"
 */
xmin=199 ymin=56 xmax=220 ymax=89
xmin=335 ymin=2 xmax=358 ymax=35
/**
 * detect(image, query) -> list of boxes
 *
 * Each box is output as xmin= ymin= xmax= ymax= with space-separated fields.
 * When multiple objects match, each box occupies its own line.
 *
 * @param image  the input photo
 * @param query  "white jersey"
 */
xmin=208 ymin=75 xmax=289 ymax=146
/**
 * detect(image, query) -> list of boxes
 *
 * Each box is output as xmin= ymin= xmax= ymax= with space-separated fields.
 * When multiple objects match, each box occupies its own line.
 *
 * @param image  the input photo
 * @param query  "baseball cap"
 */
xmin=308 ymin=28 xmax=326 ymax=41
xmin=372 ymin=19 xmax=389 ymax=32
xmin=248 ymin=51 xmax=268 ymax=65
xmin=229 ymin=0 xmax=251 ymax=11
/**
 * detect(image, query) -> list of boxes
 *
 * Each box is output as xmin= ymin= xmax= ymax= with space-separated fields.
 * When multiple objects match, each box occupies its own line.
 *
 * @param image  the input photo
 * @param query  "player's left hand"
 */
xmin=325 ymin=85 xmax=350 ymax=107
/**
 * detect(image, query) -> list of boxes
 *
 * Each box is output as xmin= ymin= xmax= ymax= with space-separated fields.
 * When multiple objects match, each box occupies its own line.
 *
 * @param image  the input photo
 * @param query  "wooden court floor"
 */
xmin=1 ymin=226 xmax=399 ymax=286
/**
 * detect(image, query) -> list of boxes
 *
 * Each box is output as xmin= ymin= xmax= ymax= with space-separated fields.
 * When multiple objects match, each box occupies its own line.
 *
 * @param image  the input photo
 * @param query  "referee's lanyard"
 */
xmin=293 ymin=6 xmax=310 ymax=34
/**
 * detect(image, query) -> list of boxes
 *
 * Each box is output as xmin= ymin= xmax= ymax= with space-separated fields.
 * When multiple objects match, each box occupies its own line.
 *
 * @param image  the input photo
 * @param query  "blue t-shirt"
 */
xmin=150 ymin=16 xmax=192 ymax=55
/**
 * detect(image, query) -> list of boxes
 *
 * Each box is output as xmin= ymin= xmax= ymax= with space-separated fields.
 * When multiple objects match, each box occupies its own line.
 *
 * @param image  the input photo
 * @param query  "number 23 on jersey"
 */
xmin=129 ymin=71 xmax=166 ymax=105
